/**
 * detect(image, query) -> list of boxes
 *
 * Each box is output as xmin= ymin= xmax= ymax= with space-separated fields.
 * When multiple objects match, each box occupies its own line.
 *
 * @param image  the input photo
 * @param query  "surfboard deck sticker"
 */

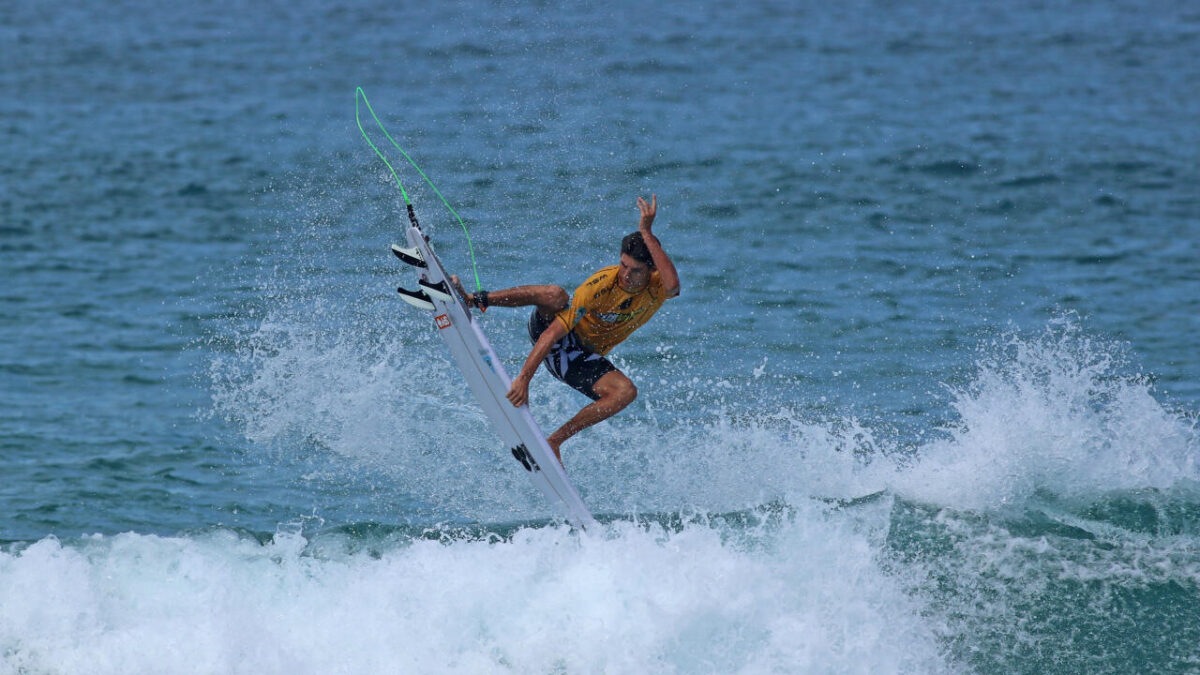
xmin=397 ymin=226 xmax=597 ymax=530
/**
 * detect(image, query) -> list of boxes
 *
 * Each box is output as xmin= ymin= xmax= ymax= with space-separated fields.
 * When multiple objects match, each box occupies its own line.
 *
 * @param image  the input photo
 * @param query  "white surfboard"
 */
xmin=394 ymin=225 xmax=597 ymax=530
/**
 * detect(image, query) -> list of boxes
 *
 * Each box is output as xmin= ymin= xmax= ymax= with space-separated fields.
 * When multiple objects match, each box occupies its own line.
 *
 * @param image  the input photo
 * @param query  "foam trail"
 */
xmin=1 ymin=508 xmax=952 ymax=674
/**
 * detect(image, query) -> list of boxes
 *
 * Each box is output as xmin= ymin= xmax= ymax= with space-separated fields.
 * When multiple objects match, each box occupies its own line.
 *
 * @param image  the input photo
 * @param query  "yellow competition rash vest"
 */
xmin=554 ymin=265 xmax=666 ymax=355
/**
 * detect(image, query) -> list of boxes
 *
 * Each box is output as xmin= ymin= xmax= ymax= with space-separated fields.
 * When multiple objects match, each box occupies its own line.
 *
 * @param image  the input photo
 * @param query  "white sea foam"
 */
xmin=892 ymin=322 xmax=1199 ymax=510
xmin=1 ymin=507 xmax=951 ymax=675
xmin=211 ymin=308 xmax=1197 ymax=522
xmin=200 ymin=306 xmax=1200 ymax=675
xmin=565 ymin=322 xmax=1198 ymax=519
xmin=208 ymin=308 xmax=545 ymax=521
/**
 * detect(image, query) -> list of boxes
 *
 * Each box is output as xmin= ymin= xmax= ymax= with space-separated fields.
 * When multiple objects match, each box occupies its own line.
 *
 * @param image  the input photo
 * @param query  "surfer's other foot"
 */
xmin=449 ymin=275 xmax=472 ymax=305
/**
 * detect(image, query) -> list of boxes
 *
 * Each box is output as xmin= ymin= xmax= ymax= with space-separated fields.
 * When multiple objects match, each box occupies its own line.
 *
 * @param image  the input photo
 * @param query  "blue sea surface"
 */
xmin=2 ymin=1 xmax=1198 ymax=672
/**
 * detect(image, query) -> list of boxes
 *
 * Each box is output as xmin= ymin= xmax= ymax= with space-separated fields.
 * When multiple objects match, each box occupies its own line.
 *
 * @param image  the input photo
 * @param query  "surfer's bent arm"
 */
xmin=506 ymin=318 xmax=569 ymax=407
xmin=638 ymin=195 xmax=680 ymax=298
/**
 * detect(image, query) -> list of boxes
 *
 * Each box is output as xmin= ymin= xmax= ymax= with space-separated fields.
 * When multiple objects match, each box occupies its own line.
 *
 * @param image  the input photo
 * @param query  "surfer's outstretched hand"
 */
xmin=507 ymin=375 xmax=530 ymax=408
xmin=637 ymin=194 xmax=657 ymax=234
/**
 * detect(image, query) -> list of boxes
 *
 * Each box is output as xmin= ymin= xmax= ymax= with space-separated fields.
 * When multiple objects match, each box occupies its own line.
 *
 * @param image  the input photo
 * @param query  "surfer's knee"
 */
xmin=597 ymin=373 xmax=637 ymax=406
xmin=535 ymin=285 xmax=568 ymax=316
xmin=547 ymin=285 xmax=568 ymax=312
xmin=619 ymin=378 xmax=638 ymax=404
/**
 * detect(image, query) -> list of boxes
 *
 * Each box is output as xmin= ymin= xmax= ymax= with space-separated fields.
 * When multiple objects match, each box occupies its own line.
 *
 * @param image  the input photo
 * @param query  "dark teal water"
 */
xmin=2 ymin=1 xmax=1198 ymax=672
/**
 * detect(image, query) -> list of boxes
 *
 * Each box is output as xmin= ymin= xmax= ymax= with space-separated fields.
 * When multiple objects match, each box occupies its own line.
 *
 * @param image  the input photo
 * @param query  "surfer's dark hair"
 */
xmin=621 ymin=232 xmax=655 ymax=268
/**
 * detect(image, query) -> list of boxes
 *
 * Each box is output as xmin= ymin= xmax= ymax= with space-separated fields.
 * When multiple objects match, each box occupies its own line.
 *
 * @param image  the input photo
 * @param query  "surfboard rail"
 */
xmin=395 ymin=226 xmax=597 ymax=530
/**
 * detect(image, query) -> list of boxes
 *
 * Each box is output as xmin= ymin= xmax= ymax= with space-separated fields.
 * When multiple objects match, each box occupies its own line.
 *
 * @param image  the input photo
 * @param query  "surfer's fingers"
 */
xmin=638 ymin=198 xmax=652 ymax=219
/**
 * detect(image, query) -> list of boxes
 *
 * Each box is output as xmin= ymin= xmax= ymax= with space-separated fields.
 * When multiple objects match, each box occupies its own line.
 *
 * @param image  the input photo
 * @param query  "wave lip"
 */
xmin=896 ymin=323 xmax=1198 ymax=511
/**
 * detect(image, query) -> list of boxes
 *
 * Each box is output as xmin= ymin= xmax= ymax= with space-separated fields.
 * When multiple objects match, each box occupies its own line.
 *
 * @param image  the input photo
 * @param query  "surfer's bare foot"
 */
xmin=449 ymin=275 xmax=470 ymax=302
xmin=450 ymin=274 xmax=485 ymax=310
xmin=547 ymin=436 xmax=564 ymax=466
xmin=450 ymin=275 xmax=490 ymax=310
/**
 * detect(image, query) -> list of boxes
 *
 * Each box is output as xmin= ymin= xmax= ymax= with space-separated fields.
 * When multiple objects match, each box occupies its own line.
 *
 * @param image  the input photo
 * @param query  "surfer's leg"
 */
xmin=451 ymin=276 xmax=567 ymax=316
xmin=546 ymin=370 xmax=637 ymax=461
xmin=488 ymin=285 xmax=569 ymax=316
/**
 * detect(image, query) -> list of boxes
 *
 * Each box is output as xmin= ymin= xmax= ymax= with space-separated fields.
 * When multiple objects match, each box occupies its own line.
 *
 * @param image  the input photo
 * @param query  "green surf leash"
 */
xmin=355 ymin=86 xmax=482 ymax=292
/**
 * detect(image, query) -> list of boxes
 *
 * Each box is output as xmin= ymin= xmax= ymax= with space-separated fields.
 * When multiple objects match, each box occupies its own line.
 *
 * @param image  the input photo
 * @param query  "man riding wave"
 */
xmin=455 ymin=195 xmax=680 ymax=463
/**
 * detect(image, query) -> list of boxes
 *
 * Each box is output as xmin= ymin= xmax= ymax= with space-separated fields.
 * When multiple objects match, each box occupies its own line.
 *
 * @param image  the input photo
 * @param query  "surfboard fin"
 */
xmin=391 ymin=244 xmax=426 ymax=268
xmin=418 ymin=278 xmax=454 ymax=303
xmin=397 ymin=287 xmax=435 ymax=310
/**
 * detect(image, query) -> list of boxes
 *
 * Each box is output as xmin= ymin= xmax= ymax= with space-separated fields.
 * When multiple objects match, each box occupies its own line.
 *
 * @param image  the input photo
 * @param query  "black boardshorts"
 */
xmin=527 ymin=309 xmax=617 ymax=401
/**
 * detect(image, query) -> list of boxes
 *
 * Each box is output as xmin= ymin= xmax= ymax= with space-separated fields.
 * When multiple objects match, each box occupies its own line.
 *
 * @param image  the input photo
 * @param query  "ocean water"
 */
xmin=2 ymin=0 xmax=1198 ymax=672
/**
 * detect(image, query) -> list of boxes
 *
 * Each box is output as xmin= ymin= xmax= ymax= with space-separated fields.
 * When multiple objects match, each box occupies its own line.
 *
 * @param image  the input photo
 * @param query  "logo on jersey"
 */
xmin=595 ymin=305 xmax=648 ymax=323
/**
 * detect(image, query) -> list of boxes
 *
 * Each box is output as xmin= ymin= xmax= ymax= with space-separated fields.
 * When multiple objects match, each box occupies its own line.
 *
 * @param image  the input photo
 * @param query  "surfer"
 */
xmin=454 ymin=195 xmax=680 ymax=462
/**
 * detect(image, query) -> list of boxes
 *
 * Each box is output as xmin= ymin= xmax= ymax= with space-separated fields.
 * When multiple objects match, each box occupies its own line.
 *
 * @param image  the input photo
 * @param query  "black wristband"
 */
xmin=474 ymin=289 xmax=489 ymax=310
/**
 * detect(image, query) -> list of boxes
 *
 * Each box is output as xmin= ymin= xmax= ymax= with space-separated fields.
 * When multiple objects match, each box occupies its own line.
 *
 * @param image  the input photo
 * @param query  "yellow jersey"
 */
xmin=554 ymin=266 xmax=667 ymax=355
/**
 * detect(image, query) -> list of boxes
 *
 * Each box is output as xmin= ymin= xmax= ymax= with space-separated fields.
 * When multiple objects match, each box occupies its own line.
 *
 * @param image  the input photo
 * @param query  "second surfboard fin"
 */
xmin=397 ymin=287 xmax=435 ymax=310
xmin=391 ymin=244 xmax=426 ymax=268
xmin=418 ymin=278 xmax=454 ymax=303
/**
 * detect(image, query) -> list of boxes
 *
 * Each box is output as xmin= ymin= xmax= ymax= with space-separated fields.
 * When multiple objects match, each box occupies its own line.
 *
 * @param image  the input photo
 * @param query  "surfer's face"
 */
xmin=617 ymin=253 xmax=652 ymax=291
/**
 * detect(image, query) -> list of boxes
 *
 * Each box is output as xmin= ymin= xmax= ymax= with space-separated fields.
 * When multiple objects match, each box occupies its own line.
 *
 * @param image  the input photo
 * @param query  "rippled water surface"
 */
xmin=2 ymin=1 xmax=1198 ymax=672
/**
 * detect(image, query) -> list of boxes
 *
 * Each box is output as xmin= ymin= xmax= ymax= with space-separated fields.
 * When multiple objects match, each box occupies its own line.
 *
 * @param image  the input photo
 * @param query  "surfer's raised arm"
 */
xmin=637 ymin=194 xmax=680 ymax=298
